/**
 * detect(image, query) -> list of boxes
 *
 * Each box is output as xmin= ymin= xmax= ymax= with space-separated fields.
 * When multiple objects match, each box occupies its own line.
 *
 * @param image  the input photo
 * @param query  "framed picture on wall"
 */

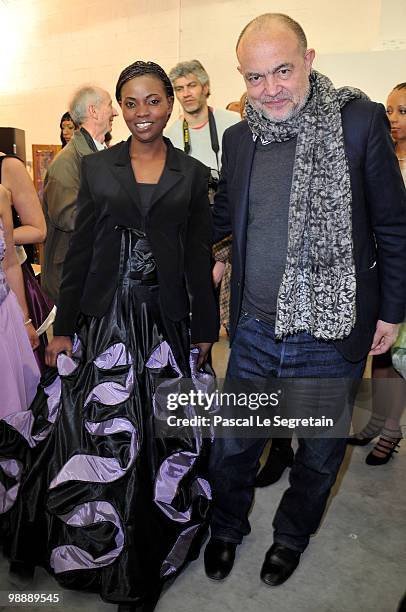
xmin=32 ymin=144 xmax=61 ymax=265
xmin=32 ymin=144 xmax=61 ymax=203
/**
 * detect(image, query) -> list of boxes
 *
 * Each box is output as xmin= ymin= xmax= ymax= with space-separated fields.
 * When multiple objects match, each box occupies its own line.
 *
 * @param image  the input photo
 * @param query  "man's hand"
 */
xmin=192 ymin=342 xmax=213 ymax=368
xmin=369 ymin=320 xmax=400 ymax=356
xmin=45 ymin=335 xmax=73 ymax=367
xmin=212 ymin=261 xmax=226 ymax=288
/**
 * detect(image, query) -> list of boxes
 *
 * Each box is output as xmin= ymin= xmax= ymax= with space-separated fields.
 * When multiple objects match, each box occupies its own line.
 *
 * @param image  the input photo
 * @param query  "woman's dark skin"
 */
xmin=46 ymin=74 xmax=212 ymax=368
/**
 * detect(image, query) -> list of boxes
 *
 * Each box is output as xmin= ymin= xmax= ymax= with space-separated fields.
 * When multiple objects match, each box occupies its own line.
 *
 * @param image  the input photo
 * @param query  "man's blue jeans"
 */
xmin=209 ymin=313 xmax=366 ymax=552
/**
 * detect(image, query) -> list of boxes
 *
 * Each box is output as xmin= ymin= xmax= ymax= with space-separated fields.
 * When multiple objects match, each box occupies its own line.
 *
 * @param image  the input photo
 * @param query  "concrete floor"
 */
xmin=1 ymin=336 xmax=405 ymax=612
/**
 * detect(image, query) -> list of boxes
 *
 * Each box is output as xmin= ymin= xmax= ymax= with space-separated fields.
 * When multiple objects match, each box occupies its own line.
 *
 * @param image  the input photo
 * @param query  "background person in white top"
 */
xmin=166 ymin=60 xmax=239 ymax=324
xmin=166 ymin=59 xmax=240 ymax=176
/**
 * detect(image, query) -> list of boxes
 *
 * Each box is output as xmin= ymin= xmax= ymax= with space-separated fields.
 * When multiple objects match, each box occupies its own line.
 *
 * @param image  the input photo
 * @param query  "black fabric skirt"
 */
xmin=0 ymin=228 xmax=212 ymax=607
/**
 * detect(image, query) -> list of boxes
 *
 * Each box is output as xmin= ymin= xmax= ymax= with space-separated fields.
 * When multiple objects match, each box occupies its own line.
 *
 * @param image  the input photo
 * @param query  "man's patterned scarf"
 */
xmin=245 ymin=70 xmax=368 ymax=340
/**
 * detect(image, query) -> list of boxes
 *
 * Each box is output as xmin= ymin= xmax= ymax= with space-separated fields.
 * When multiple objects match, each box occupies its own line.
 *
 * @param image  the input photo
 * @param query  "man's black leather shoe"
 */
xmin=255 ymin=443 xmax=294 ymax=487
xmin=260 ymin=543 xmax=301 ymax=586
xmin=204 ymin=538 xmax=237 ymax=580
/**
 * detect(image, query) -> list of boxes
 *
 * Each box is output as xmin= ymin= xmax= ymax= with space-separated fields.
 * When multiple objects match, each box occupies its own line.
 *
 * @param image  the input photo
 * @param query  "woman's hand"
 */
xmin=25 ymin=321 xmax=39 ymax=350
xmin=45 ymin=335 xmax=73 ymax=368
xmin=212 ymin=261 xmax=226 ymax=288
xmin=192 ymin=342 xmax=213 ymax=368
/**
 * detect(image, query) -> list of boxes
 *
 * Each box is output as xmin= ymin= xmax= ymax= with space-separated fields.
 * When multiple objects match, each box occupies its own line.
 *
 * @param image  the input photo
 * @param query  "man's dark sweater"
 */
xmin=242 ymin=137 xmax=297 ymax=324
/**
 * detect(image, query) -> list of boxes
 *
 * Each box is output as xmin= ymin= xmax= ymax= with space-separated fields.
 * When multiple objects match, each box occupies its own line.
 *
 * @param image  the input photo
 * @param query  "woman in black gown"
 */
xmin=0 ymin=61 xmax=218 ymax=611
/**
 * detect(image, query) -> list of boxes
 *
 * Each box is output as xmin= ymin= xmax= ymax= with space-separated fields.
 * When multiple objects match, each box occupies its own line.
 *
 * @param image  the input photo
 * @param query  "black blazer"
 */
xmin=54 ymin=138 xmax=218 ymax=344
xmin=213 ymin=99 xmax=406 ymax=362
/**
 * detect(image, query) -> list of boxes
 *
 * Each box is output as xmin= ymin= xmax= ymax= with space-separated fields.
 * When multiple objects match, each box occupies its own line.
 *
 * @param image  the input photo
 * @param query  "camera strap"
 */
xmin=182 ymin=120 xmax=191 ymax=155
xmin=182 ymin=108 xmax=220 ymax=173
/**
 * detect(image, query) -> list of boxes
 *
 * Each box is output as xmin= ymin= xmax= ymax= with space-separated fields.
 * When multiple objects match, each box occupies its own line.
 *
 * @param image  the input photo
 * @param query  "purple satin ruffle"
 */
xmin=84 ymin=370 xmax=133 ymax=407
xmin=3 ymin=374 xmax=62 ymax=448
xmin=2 ymin=410 xmax=36 ymax=448
xmin=44 ymin=377 xmax=62 ymax=423
xmin=0 ymin=458 xmax=23 ymax=514
xmin=94 ymin=342 xmax=132 ymax=369
xmin=146 ymin=340 xmax=181 ymax=373
xmin=56 ymin=336 xmax=82 ymax=376
xmin=154 ymin=451 xmax=211 ymax=523
xmin=50 ymin=501 xmax=124 ymax=573
xmin=147 ymin=342 xmax=216 ymax=451
xmin=160 ymin=524 xmax=200 ymax=577
xmin=49 ymin=417 xmax=138 ymax=488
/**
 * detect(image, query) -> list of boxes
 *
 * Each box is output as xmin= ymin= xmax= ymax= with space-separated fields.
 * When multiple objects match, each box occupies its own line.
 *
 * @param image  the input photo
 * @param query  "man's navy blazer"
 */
xmin=213 ymin=99 xmax=406 ymax=362
xmin=53 ymin=138 xmax=218 ymax=344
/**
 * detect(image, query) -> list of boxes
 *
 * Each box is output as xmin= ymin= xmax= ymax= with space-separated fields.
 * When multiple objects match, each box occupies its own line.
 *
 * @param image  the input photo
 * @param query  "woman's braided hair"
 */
xmin=116 ymin=61 xmax=174 ymax=103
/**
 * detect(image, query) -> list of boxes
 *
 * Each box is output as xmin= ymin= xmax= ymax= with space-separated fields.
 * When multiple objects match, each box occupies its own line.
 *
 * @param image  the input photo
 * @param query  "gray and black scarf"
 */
xmin=245 ymin=70 xmax=368 ymax=340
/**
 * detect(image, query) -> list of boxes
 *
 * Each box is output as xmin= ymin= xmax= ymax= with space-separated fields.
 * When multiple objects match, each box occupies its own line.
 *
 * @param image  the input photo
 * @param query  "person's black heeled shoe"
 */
xmin=347 ymin=415 xmax=385 ymax=446
xmin=260 ymin=543 xmax=301 ymax=586
xmin=365 ymin=436 xmax=402 ymax=465
xmin=347 ymin=435 xmax=376 ymax=446
xmin=204 ymin=538 xmax=237 ymax=580
xmin=255 ymin=442 xmax=294 ymax=487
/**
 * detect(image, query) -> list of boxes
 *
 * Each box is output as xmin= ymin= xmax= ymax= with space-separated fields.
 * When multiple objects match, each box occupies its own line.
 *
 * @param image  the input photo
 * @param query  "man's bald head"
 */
xmin=236 ymin=13 xmax=314 ymax=122
xmin=236 ymin=13 xmax=307 ymax=57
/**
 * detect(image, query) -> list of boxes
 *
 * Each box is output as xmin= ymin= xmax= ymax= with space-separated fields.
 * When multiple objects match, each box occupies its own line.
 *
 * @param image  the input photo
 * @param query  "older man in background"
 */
xmin=42 ymin=85 xmax=118 ymax=303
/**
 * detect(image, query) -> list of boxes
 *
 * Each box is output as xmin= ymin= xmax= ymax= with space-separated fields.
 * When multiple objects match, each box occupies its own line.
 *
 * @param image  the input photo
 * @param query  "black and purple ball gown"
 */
xmin=0 ymin=228 xmax=213 ymax=607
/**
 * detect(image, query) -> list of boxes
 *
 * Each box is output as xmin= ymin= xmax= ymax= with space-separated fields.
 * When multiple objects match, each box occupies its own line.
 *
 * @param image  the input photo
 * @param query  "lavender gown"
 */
xmin=0 ymin=154 xmax=55 ymax=376
xmin=0 ymin=224 xmax=40 ymax=418
xmin=0 ymin=227 xmax=212 ymax=609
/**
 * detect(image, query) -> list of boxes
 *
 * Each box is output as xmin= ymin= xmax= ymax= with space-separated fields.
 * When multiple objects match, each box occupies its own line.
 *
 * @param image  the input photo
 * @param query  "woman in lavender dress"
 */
xmin=0 ymin=62 xmax=217 ymax=612
xmin=0 ymin=185 xmax=40 ymax=417
xmin=0 ymin=153 xmax=52 ymax=374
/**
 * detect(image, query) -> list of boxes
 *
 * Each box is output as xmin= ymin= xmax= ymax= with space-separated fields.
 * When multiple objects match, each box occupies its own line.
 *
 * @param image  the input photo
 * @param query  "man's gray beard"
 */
xmin=253 ymin=81 xmax=311 ymax=123
xmin=183 ymin=101 xmax=206 ymax=116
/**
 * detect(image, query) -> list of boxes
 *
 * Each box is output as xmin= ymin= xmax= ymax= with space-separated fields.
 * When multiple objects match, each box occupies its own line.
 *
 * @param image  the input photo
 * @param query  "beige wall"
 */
xmin=0 ymin=0 xmax=405 ymax=160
